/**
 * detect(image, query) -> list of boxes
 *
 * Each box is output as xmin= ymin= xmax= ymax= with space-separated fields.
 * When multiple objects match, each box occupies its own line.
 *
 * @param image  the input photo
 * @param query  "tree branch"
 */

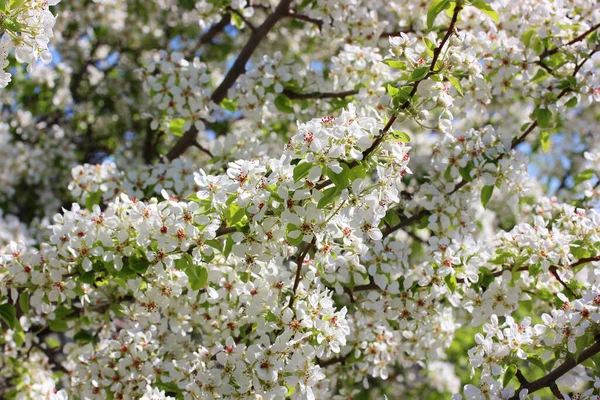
xmin=288 ymin=238 xmax=315 ymax=308
xmin=539 ymin=22 xmax=600 ymax=59
xmin=167 ymin=0 xmax=294 ymax=161
xmin=281 ymin=88 xmax=358 ymax=100
xmin=191 ymin=14 xmax=231 ymax=55
xmin=510 ymin=336 xmax=600 ymax=399
xmin=283 ymin=12 xmax=323 ymax=29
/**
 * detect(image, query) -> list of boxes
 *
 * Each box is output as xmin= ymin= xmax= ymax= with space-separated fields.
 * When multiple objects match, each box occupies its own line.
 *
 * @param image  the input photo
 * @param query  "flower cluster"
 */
xmin=3 ymin=0 xmax=600 ymax=399
xmin=0 ymin=0 xmax=61 ymax=87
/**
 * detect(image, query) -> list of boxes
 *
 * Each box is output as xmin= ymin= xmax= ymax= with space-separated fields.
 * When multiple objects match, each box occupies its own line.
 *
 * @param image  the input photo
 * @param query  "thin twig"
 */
xmin=288 ymin=238 xmax=315 ymax=308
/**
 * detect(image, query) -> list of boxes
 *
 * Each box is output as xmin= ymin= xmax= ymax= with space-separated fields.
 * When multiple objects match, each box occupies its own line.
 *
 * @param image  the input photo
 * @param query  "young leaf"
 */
xmin=85 ymin=191 xmax=102 ymax=211
xmin=470 ymin=0 xmax=499 ymax=22
xmin=565 ymin=96 xmax=578 ymax=108
xmin=49 ymin=318 xmax=69 ymax=332
xmin=187 ymin=266 xmax=208 ymax=291
xmin=326 ymin=164 xmax=350 ymax=189
xmin=409 ymin=66 xmax=429 ymax=82
xmin=274 ymin=95 xmax=294 ymax=113
xmin=574 ymin=169 xmax=595 ymax=185
xmin=129 ymin=255 xmax=149 ymax=274
xmin=481 ymin=185 xmax=494 ymax=208
xmin=0 ymin=303 xmax=17 ymax=330
xmin=427 ymin=0 xmax=451 ymax=30
xmin=534 ymin=107 xmax=553 ymax=128
xmin=444 ymin=274 xmax=457 ymax=292
xmin=318 ymin=187 xmax=340 ymax=209
xmin=293 ymin=162 xmax=314 ymax=182
xmin=503 ymin=364 xmax=517 ymax=387
xmin=387 ymin=83 xmax=399 ymax=96
xmin=382 ymin=59 xmax=407 ymax=70
xmin=391 ymin=130 xmax=411 ymax=143
xmin=540 ymin=131 xmax=550 ymax=152
xmin=19 ymin=291 xmax=30 ymax=315
xmin=448 ymin=76 xmax=463 ymax=96
xmin=169 ymin=118 xmax=186 ymax=137
xmin=527 ymin=355 xmax=546 ymax=371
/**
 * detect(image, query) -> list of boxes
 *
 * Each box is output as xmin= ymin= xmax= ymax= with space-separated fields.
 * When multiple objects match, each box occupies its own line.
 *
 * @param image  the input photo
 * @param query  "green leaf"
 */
xmin=169 ymin=118 xmax=186 ymax=137
xmin=509 ymin=255 xmax=528 ymax=286
xmin=522 ymin=29 xmax=535 ymax=48
xmin=81 ymin=270 xmax=95 ymax=285
xmin=565 ymin=96 xmax=578 ymax=108
xmin=459 ymin=164 xmax=473 ymax=182
xmin=231 ymin=12 xmax=243 ymax=28
xmin=470 ymin=0 xmax=499 ymax=22
xmin=293 ymin=162 xmax=315 ymax=182
xmin=382 ymin=59 xmax=407 ymax=70
xmin=391 ymin=130 xmax=411 ymax=143
xmin=540 ymin=131 xmax=550 ymax=152
xmin=318 ymin=187 xmax=340 ymax=209
xmin=409 ymin=66 xmax=429 ymax=82
xmin=178 ymin=253 xmax=208 ymax=290
xmin=265 ymin=310 xmax=278 ymax=322
xmin=427 ymin=0 xmax=451 ymax=30
xmin=575 ymin=335 xmax=592 ymax=359
xmin=188 ymin=266 xmax=208 ymax=291
xmin=11 ymin=0 xmax=27 ymax=9
xmin=85 ymin=191 xmax=102 ymax=211
xmin=448 ymin=76 xmax=463 ymax=96
xmin=391 ymin=87 xmax=413 ymax=107
xmin=297 ymin=0 xmax=314 ymax=10
xmin=481 ymin=185 xmax=494 ymax=208
xmin=349 ymin=164 xmax=367 ymax=180
xmin=531 ymin=68 xmax=550 ymax=83
xmin=0 ymin=303 xmax=17 ymax=330
xmin=220 ymin=98 xmax=237 ymax=112
xmin=503 ymin=364 xmax=517 ymax=387
xmin=326 ymin=164 xmax=350 ymax=189
xmin=223 ymin=237 xmax=234 ymax=258
xmin=286 ymin=384 xmax=296 ymax=396
xmin=205 ymin=239 xmax=223 ymax=252
xmin=175 ymin=254 xmax=192 ymax=271
xmin=73 ymin=330 xmax=95 ymax=344
xmin=574 ymin=169 xmax=595 ymax=185
xmin=113 ymin=277 xmax=128 ymax=289
xmin=49 ymin=318 xmax=69 ymax=332
xmin=128 ymin=255 xmax=149 ymax=274
xmin=386 ymin=84 xmax=399 ymax=96
xmin=424 ymin=38 xmax=436 ymax=55
xmin=527 ymin=355 xmax=546 ymax=371
xmin=0 ymin=0 xmax=7 ymax=12
xmin=444 ymin=274 xmax=457 ymax=292
xmin=444 ymin=166 xmax=453 ymax=182
xmin=533 ymin=107 xmax=553 ymax=128
xmin=2 ymin=17 xmax=22 ymax=33
xmin=14 ymin=327 xmax=24 ymax=347
xmin=274 ymin=95 xmax=294 ymax=114
xmin=383 ymin=209 xmax=401 ymax=227
xmin=227 ymin=203 xmax=246 ymax=226
xmin=19 ymin=292 xmax=29 ymax=315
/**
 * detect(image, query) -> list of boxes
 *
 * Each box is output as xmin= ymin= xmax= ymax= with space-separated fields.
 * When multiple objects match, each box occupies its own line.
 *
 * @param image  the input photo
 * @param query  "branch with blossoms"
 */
xmin=509 ymin=336 xmax=600 ymax=400
xmin=166 ymin=0 xmax=294 ymax=161
xmin=5 ymin=0 xmax=600 ymax=399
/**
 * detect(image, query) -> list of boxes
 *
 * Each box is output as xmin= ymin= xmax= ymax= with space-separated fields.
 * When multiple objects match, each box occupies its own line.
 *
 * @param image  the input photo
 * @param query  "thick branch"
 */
xmin=166 ymin=0 xmax=293 ymax=161
xmin=282 ymin=88 xmax=358 ymax=100
xmin=510 ymin=336 xmax=600 ymax=399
